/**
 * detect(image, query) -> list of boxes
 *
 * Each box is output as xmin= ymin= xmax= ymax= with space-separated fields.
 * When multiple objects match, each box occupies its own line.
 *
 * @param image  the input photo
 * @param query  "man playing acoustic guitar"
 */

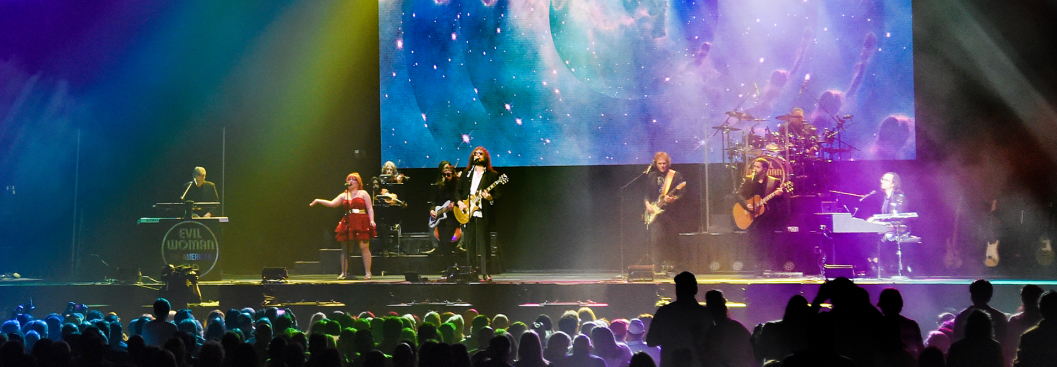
xmin=644 ymin=152 xmax=687 ymax=273
xmin=736 ymin=158 xmax=785 ymax=275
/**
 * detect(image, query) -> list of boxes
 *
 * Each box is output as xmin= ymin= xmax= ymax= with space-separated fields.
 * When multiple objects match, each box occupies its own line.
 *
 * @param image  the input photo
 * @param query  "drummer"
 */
xmin=778 ymin=107 xmax=816 ymax=138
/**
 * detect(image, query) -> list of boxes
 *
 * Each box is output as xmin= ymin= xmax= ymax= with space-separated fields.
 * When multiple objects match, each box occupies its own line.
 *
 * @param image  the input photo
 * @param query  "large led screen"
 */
xmin=381 ymin=0 xmax=914 ymax=167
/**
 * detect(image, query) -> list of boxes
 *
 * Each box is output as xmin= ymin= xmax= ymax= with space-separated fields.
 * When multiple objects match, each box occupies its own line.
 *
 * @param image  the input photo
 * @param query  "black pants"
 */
xmin=747 ymin=215 xmax=781 ymax=272
xmin=464 ymin=216 xmax=491 ymax=277
xmin=648 ymin=214 xmax=680 ymax=268
xmin=434 ymin=221 xmax=459 ymax=259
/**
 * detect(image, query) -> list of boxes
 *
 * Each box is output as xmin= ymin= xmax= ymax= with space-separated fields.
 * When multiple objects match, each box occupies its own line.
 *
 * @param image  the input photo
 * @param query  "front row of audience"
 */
xmin=2 ymin=273 xmax=1056 ymax=367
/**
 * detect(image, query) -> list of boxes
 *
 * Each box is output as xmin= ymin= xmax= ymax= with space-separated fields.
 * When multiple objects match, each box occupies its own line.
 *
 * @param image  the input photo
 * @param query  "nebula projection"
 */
xmin=381 ymin=0 xmax=913 ymax=167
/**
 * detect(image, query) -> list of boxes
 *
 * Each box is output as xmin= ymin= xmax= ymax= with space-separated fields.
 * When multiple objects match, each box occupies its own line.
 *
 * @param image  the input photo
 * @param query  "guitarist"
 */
xmin=428 ymin=161 xmax=461 ymax=260
xmin=644 ymin=152 xmax=686 ymax=272
xmin=737 ymin=158 xmax=784 ymax=274
xmin=457 ymin=147 xmax=503 ymax=281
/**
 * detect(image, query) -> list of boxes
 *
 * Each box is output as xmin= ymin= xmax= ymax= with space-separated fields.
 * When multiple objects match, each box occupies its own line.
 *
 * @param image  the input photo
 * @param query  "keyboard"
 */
xmin=138 ymin=217 xmax=229 ymax=224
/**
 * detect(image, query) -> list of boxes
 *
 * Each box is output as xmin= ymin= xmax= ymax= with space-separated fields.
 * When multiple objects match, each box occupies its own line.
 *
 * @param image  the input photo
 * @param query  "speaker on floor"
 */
xmin=404 ymin=271 xmax=428 ymax=282
xmin=108 ymin=267 xmax=141 ymax=284
xmin=261 ymin=267 xmax=289 ymax=283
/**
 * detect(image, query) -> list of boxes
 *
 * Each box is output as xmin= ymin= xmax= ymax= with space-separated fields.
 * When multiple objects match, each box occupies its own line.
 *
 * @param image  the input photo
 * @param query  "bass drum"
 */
xmin=744 ymin=155 xmax=792 ymax=182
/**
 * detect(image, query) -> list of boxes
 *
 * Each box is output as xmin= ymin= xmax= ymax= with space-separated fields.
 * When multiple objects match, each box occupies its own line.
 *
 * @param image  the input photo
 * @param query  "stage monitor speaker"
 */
xmin=110 ymin=267 xmax=141 ymax=284
xmin=261 ymin=267 xmax=289 ymax=283
xmin=404 ymin=271 xmax=427 ymax=282
xmin=627 ymin=265 xmax=654 ymax=282
xmin=444 ymin=266 xmax=475 ymax=283
xmin=824 ymin=264 xmax=855 ymax=279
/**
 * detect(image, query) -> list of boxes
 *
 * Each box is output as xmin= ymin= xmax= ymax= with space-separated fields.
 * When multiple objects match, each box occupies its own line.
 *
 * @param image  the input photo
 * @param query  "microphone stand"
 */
xmin=180 ymin=180 xmax=195 ymax=219
xmin=620 ymin=165 xmax=652 ymax=280
xmin=343 ymin=184 xmax=355 ymax=278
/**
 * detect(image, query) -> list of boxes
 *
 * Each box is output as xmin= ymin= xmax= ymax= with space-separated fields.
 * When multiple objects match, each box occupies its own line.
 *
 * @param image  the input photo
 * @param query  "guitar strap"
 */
xmin=662 ymin=170 xmax=677 ymax=197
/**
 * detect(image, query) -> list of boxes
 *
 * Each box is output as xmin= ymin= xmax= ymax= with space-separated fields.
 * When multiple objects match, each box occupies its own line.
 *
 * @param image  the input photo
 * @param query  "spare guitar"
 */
xmin=733 ymin=181 xmax=794 ymax=230
xmin=985 ymin=199 xmax=1000 ymax=267
xmin=1036 ymin=235 xmax=1054 ymax=266
xmin=644 ymin=182 xmax=687 ymax=229
xmin=985 ymin=239 xmax=1001 ymax=267
xmin=944 ymin=196 xmax=964 ymax=270
xmin=452 ymin=174 xmax=509 ymax=224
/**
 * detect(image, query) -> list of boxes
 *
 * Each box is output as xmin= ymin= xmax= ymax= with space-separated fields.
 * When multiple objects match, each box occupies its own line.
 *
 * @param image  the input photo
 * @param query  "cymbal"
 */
xmin=712 ymin=126 xmax=741 ymax=132
xmin=775 ymin=114 xmax=793 ymax=121
xmin=823 ymin=147 xmax=852 ymax=153
xmin=725 ymin=111 xmax=755 ymax=120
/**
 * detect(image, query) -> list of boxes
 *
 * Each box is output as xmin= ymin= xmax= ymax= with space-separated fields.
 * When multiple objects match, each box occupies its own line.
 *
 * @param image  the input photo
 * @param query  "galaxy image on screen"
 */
xmin=380 ymin=0 xmax=913 ymax=167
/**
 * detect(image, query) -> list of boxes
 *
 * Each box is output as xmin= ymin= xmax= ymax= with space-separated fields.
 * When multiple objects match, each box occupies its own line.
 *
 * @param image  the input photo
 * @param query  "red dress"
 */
xmin=335 ymin=195 xmax=376 ymax=241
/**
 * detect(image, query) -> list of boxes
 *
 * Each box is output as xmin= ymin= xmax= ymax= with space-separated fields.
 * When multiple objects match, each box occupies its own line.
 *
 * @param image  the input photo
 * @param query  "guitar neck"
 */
xmin=760 ymin=189 xmax=781 ymax=205
xmin=482 ymin=179 xmax=502 ymax=193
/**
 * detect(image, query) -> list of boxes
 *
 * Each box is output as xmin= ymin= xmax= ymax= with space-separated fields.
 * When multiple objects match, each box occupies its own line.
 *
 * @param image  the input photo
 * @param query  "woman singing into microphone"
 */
xmin=310 ymin=173 xmax=376 ymax=279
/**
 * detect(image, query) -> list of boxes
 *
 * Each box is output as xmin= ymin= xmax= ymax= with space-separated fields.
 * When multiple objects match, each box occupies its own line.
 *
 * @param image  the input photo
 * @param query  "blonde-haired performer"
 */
xmin=644 ymin=152 xmax=686 ymax=272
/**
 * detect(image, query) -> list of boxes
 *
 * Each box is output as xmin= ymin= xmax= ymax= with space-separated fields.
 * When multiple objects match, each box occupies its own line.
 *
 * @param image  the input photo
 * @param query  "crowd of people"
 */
xmin=2 ymin=273 xmax=1056 ymax=367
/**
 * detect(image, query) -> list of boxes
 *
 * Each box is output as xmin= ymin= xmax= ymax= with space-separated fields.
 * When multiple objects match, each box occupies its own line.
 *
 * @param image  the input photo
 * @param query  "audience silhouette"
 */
xmin=3 ymin=271 xmax=1057 ymax=367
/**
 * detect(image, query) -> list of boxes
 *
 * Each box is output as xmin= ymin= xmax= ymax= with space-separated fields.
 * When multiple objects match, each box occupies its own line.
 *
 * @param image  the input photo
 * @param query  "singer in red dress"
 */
xmin=311 ymin=173 xmax=376 ymax=279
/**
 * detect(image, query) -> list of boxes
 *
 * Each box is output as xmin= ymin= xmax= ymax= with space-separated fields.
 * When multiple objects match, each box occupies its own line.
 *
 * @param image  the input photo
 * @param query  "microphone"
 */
xmin=797 ymin=74 xmax=810 ymax=96
xmin=842 ymin=114 xmax=853 ymax=119
xmin=644 ymin=164 xmax=652 ymax=174
xmin=859 ymin=190 xmax=877 ymax=202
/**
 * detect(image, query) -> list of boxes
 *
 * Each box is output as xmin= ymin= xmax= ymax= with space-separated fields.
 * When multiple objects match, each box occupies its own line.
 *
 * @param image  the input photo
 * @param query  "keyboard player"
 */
xmin=180 ymin=167 xmax=220 ymax=218
xmin=866 ymin=172 xmax=913 ymax=277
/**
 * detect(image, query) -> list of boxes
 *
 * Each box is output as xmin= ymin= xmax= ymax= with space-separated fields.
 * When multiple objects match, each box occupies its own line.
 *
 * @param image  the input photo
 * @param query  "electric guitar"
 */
xmin=985 ymin=240 xmax=1000 ymax=267
xmin=453 ymin=174 xmax=509 ymax=224
xmin=644 ymin=182 xmax=687 ymax=228
xmin=1037 ymin=235 xmax=1054 ymax=266
xmin=985 ymin=199 xmax=1000 ymax=267
xmin=733 ymin=181 xmax=794 ymax=230
xmin=429 ymin=201 xmax=453 ymax=228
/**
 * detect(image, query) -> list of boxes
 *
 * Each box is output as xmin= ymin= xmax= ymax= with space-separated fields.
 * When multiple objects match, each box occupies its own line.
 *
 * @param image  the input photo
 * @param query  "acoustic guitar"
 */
xmin=733 ymin=181 xmax=793 ymax=230
xmin=452 ymin=174 xmax=509 ymax=224
xmin=644 ymin=182 xmax=687 ymax=229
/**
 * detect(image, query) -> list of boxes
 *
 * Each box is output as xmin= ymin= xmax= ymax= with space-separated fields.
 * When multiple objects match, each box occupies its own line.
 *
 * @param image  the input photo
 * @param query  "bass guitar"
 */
xmin=429 ymin=201 xmax=453 ymax=228
xmin=644 ymin=182 xmax=687 ymax=229
xmin=452 ymin=174 xmax=509 ymax=224
xmin=733 ymin=181 xmax=794 ymax=230
xmin=944 ymin=196 xmax=964 ymax=270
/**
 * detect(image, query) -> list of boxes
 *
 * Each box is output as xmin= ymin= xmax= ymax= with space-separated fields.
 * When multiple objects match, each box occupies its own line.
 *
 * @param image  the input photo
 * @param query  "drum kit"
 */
xmin=714 ymin=110 xmax=855 ymax=194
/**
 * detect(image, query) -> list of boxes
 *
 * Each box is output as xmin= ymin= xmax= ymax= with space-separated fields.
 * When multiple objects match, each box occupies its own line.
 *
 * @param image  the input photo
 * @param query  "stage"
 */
xmin=2 ymin=271 xmax=1052 ymax=331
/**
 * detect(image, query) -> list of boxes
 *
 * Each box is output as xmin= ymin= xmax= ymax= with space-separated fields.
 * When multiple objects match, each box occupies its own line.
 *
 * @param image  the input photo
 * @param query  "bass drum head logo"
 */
xmin=161 ymin=221 xmax=219 ymax=277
